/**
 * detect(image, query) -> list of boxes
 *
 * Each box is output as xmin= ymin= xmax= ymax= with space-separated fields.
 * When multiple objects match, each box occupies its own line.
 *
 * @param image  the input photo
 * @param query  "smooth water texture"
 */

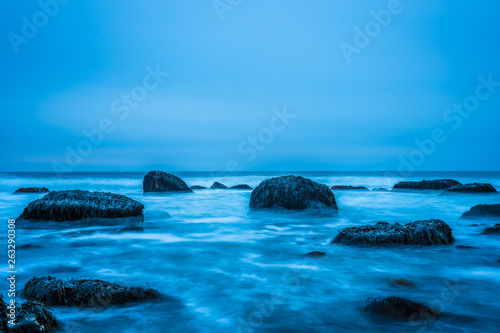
xmin=1 ymin=172 xmax=500 ymax=333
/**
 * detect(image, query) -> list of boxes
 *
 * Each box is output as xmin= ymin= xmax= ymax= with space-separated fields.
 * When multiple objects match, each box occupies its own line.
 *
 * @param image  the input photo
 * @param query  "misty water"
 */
xmin=1 ymin=172 xmax=500 ymax=332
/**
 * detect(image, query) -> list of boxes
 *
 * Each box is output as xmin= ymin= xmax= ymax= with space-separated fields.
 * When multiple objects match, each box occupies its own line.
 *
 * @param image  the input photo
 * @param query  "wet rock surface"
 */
xmin=483 ymin=223 xmax=500 ymax=234
xmin=143 ymin=171 xmax=192 ymax=193
xmin=22 ymin=276 xmax=159 ymax=307
xmin=392 ymin=179 xmax=461 ymax=191
xmin=19 ymin=190 xmax=144 ymax=221
xmin=445 ymin=183 xmax=498 ymax=193
xmin=13 ymin=187 xmax=50 ymax=194
xmin=366 ymin=296 xmax=439 ymax=320
xmin=190 ymin=185 xmax=207 ymax=189
xmin=461 ymin=204 xmax=500 ymax=219
xmin=250 ymin=175 xmax=337 ymax=210
xmin=332 ymin=220 xmax=454 ymax=246
xmin=331 ymin=185 xmax=368 ymax=190
xmin=305 ymin=251 xmax=326 ymax=258
xmin=1 ymin=294 xmax=58 ymax=333
xmin=230 ymin=184 xmax=253 ymax=190
xmin=210 ymin=182 xmax=228 ymax=189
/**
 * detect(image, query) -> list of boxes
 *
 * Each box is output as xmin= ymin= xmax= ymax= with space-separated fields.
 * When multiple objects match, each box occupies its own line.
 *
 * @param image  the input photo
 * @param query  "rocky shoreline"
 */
xmin=8 ymin=172 xmax=500 ymax=330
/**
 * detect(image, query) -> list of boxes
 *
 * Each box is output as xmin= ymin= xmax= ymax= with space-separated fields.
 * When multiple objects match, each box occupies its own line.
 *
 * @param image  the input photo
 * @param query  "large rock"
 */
xmin=210 ymin=182 xmax=228 ymax=189
xmin=461 ymin=204 xmax=500 ymax=219
xmin=190 ymin=185 xmax=207 ymax=190
xmin=19 ymin=190 xmax=144 ymax=221
xmin=392 ymin=179 xmax=461 ymax=191
xmin=22 ymin=276 xmax=159 ymax=307
xmin=13 ymin=187 xmax=50 ymax=194
xmin=143 ymin=171 xmax=192 ymax=193
xmin=483 ymin=224 xmax=500 ymax=234
xmin=332 ymin=220 xmax=454 ymax=245
xmin=366 ymin=296 xmax=438 ymax=320
xmin=445 ymin=183 xmax=498 ymax=193
xmin=331 ymin=185 xmax=368 ymax=191
xmin=249 ymin=175 xmax=337 ymax=210
xmin=1 ymin=294 xmax=58 ymax=333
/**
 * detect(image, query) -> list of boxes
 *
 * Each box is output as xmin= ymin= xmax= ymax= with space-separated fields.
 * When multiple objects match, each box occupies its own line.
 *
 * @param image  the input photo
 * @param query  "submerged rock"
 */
xmin=143 ymin=171 xmax=192 ymax=193
xmin=332 ymin=220 xmax=454 ymax=246
xmin=366 ymin=296 xmax=438 ymax=320
xmin=210 ymin=182 xmax=228 ymax=189
xmin=445 ymin=183 xmax=498 ymax=193
xmin=461 ymin=204 xmax=500 ymax=219
xmin=1 ymin=294 xmax=58 ymax=333
xmin=390 ymin=279 xmax=415 ymax=287
xmin=483 ymin=224 xmax=500 ymax=234
xmin=456 ymin=245 xmax=478 ymax=249
xmin=392 ymin=179 xmax=461 ymax=191
xmin=19 ymin=190 xmax=144 ymax=221
xmin=23 ymin=276 xmax=159 ymax=307
xmin=250 ymin=175 xmax=337 ymax=210
xmin=231 ymin=184 xmax=253 ymax=190
xmin=305 ymin=251 xmax=326 ymax=258
xmin=190 ymin=185 xmax=207 ymax=189
xmin=331 ymin=185 xmax=369 ymax=190
xmin=13 ymin=187 xmax=50 ymax=194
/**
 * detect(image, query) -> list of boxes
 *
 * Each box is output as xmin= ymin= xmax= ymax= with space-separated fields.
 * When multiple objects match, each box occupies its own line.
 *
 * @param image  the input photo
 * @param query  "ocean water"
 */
xmin=1 ymin=171 xmax=500 ymax=333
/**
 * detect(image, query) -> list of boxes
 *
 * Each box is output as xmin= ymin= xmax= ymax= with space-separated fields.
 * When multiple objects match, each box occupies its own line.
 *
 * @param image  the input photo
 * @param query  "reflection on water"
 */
xmin=1 ymin=172 xmax=499 ymax=332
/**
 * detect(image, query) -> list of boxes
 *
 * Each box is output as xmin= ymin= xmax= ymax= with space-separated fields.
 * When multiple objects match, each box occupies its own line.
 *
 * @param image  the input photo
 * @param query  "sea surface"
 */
xmin=1 ymin=171 xmax=500 ymax=333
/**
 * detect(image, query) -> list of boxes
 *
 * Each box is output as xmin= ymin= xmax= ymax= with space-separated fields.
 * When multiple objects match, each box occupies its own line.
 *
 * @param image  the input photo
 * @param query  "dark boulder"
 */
xmin=445 ymin=183 xmax=497 ymax=193
xmin=190 ymin=185 xmax=207 ymax=189
xmin=1 ymin=294 xmax=58 ymax=333
xmin=332 ymin=220 xmax=454 ymax=246
xmin=331 ymin=185 xmax=369 ymax=191
xmin=13 ymin=187 xmax=50 ymax=194
xmin=305 ymin=251 xmax=326 ymax=258
xmin=250 ymin=175 xmax=337 ymax=210
xmin=210 ymin=182 xmax=228 ymax=189
xmin=19 ymin=190 xmax=144 ymax=221
xmin=231 ymin=184 xmax=253 ymax=190
xmin=461 ymin=204 xmax=500 ymax=219
xmin=456 ymin=245 xmax=478 ymax=249
xmin=392 ymin=179 xmax=461 ymax=191
xmin=366 ymin=296 xmax=438 ymax=320
xmin=143 ymin=171 xmax=192 ymax=193
xmin=483 ymin=224 xmax=500 ymax=234
xmin=22 ymin=276 xmax=159 ymax=307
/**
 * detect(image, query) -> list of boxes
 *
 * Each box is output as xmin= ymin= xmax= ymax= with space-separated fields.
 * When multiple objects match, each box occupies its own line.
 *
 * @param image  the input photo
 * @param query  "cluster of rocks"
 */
xmin=190 ymin=182 xmax=253 ymax=190
xmin=0 ymin=276 xmax=160 ymax=332
xmin=11 ymin=172 xmax=499 ymax=329
xmin=392 ymin=178 xmax=498 ymax=193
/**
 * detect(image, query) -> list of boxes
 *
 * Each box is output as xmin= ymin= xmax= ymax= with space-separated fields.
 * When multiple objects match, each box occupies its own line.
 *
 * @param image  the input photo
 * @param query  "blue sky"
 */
xmin=1 ymin=0 xmax=499 ymax=172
